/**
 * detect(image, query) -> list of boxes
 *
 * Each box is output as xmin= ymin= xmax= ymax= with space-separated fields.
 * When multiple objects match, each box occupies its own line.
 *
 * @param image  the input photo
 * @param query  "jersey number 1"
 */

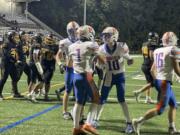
xmin=76 ymin=49 xmax=81 ymax=62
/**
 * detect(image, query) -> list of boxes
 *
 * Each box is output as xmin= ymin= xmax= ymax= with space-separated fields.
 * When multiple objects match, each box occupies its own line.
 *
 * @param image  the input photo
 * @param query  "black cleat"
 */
xmin=44 ymin=95 xmax=50 ymax=101
xmin=55 ymin=90 xmax=61 ymax=101
xmin=13 ymin=93 xmax=24 ymax=98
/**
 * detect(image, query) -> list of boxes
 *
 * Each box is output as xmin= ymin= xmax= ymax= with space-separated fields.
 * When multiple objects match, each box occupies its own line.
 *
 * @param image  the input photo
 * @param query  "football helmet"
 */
xmin=101 ymin=27 xmax=119 ymax=44
xmin=77 ymin=25 xmax=95 ymax=41
xmin=43 ymin=34 xmax=56 ymax=45
xmin=148 ymin=32 xmax=159 ymax=45
xmin=162 ymin=32 xmax=178 ymax=46
xmin=31 ymin=33 xmax=42 ymax=46
xmin=7 ymin=31 xmax=20 ymax=44
xmin=66 ymin=21 xmax=79 ymax=42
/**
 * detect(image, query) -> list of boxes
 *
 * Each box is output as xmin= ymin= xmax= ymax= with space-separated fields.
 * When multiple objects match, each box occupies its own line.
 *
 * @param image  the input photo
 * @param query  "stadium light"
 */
xmin=83 ymin=0 xmax=86 ymax=25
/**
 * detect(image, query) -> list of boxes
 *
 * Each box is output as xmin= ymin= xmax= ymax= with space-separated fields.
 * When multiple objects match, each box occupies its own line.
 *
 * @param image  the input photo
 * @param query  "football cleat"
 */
xmin=169 ymin=127 xmax=180 ymax=135
xmin=73 ymin=128 xmax=87 ymax=135
xmin=82 ymin=123 xmax=99 ymax=135
xmin=132 ymin=119 xmax=141 ymax=135
xmin=63 ymin=112 xmax=73 ymax=120
xmin=133 ymin=91 xmax=141 ymax=103
xmin=125 ymin=123 xmax=134 ymax=134
xmin=44 ymin=94 xmax=50 ymax=101
xmin=55 ymin=90 xmax=61 ymax=101
xmin=144 ymin=98 xmax=154 ymax=104
xmin=40 ymin=88 xmax=45 ymax=96
xmin=13 ymin=93 xmax=24 ymax=98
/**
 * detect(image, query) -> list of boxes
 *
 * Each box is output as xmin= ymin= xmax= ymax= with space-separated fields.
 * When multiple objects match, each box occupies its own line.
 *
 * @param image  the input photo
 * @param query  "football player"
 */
xmin=68 ymin=25 xmax=100 ymax=135
xmin=28 ymin=34 xmax=44 ymax=102
xmin=132 ymin=32 xmax=180 ymax=135
xmin=133 ymin=32 xmax=159 ymax=103
xmin=41 ymin=34 xmax=58 ymax=100
xmin=56 ymin=21 xmax=79 ymax=119
xmin=96 ymin=27 xmax=134 ymax=134
xmin=18 ymin=31 xmax=31 ymax=85
xmin=0 ymin=31 xmax=24 ymax=100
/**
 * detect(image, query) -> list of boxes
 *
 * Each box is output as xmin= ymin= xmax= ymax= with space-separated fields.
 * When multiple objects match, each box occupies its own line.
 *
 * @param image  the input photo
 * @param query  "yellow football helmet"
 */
xmin=43 ymin=34 xmax=56 ymax=45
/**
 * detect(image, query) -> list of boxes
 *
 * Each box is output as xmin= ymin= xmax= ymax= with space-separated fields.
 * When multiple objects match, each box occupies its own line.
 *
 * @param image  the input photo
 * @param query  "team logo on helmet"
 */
xmin=162 ymin=32 xmax=178 ymax=46
xmin=67 ymin=21 xmax=79 ymax=42
xmin=77 ymin=25 xmax=95 ymax=41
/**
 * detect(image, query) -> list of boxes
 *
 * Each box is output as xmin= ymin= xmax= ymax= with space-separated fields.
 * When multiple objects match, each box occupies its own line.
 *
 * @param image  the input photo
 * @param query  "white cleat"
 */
xmin=144 ymin=98 xmax=154 ymax=104
xmin=125 ymin=123 xmax=134 ymax=134
xmin=169 ymin=127 xmax=180 ymax=135
xmin=132 ymin=119 xmax=141 ymax=135
xmin=63 ymin=112 xmax=72 ymax=120
xmin=133 ymin=91 xmax=141 ymax=103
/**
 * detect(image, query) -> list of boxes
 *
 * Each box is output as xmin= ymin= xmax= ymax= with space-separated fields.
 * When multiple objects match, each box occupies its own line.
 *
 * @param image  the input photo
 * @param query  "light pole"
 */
xmin=83 ymin=0 xmax=86 ymax=25
xmin=25 ymin=1 xmax=28 ymax=21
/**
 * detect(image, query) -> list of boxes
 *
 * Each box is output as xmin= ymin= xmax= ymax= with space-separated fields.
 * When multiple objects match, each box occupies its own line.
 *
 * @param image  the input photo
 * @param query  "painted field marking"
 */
xmin=0 ymin=104 xmax=60 ymax=133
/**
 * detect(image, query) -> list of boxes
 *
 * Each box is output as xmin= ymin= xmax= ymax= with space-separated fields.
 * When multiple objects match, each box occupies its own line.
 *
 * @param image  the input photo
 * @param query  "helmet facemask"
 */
xmin=101 ymin=27 xmax=119 ymax=46
xmin=67 ymin=21 xmax=79 ymax=42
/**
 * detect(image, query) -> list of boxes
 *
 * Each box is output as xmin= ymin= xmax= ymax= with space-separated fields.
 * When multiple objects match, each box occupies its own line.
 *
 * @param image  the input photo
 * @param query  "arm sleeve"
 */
xmin=122 ymin=43 xmax=132 ymax=60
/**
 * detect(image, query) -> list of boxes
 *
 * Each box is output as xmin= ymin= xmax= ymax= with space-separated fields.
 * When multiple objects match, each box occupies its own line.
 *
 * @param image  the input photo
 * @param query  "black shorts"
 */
xmin=29 ymin=63 xmax=43 ymax=83
xmin=43 ymin=68 xmax=54 ymax=84
xmin=141 ymin=65 xmax=154 ymax=85
xmin=95 ymin=66 xmax=103 ymax=80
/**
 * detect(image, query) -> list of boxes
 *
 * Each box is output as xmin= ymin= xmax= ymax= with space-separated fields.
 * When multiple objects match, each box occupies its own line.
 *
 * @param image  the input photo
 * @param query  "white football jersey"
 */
xmin=68 ymin=41 xmax=99 ymax=74
xmin=99 ymin=42 xmax=131 ymax=74
xmin=153 ymin=46 xmax=175 ymax=81
xmin=59 ymin=38 xmax=73 ymax=58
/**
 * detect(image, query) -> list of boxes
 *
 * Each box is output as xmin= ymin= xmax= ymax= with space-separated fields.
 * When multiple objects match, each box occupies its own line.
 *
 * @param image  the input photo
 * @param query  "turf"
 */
xmin=0 ymin=55 xmax=180 ymax=135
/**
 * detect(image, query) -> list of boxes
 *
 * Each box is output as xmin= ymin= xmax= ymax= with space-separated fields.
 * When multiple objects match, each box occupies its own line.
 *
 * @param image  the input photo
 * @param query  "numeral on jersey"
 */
xmin=107 ymin=60 xmax=120 ymax=71
xmin=76 ymin=49 xmax=81 ymax=62
xmin=155 ymin=52 xmax=164 ymax=68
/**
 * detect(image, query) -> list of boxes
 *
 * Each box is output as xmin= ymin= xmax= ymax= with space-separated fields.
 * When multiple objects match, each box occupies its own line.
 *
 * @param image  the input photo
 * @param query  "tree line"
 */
xmin=29 ymin=0 xmax=180 ymax=52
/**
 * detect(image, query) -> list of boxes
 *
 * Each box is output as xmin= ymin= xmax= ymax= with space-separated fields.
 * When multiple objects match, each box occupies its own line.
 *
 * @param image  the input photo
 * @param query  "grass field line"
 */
xmin=0 ymin=104 xmax=61 ymax=133
xmin=0 ymin=83 xmax=64 ymax=133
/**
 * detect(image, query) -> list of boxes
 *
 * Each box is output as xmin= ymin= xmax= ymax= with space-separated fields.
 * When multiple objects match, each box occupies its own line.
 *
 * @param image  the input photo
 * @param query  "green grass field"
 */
xmin=0 ymin=55 xmax=180 ymax=135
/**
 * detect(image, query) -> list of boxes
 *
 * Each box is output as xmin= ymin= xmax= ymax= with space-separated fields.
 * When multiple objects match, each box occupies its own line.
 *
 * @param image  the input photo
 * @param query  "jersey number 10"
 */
xmin=107 ymin=60 xmax=120 ymax=71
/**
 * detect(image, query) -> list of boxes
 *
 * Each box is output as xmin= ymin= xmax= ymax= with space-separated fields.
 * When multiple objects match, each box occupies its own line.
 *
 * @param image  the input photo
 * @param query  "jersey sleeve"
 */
xmin=170 ymin=46 xmax=180 ymax=59
xmin=122 ymin=43 xmax=132 ymax=60
xmin=87 ymin=42 xmax=99 ymax=56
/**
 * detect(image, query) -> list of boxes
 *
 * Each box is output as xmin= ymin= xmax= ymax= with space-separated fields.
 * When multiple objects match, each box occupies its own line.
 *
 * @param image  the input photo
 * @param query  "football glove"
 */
xmin=59 ymin=64 xmax=65 ymax=74
xmin=127 ymin=59 xmax=133 ymax=65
